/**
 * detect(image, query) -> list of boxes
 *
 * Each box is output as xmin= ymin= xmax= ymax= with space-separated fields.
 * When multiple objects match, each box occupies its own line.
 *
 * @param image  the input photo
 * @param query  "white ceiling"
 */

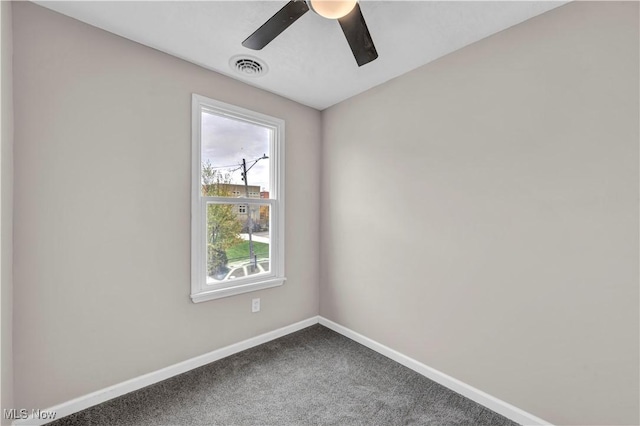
xmin=35 ymin=1 xmax=567 ymax=110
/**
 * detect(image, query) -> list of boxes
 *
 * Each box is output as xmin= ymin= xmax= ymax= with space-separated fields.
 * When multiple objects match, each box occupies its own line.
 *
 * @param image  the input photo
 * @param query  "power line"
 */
xmin=205 ymin=162 xmax=241 ymax=170
xmin=206 ymin=156 xmax=268 ymax=170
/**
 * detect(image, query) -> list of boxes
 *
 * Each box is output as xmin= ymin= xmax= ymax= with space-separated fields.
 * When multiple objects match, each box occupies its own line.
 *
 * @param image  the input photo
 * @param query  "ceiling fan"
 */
xmin=242 ymin=0 xmax=378 ymax=67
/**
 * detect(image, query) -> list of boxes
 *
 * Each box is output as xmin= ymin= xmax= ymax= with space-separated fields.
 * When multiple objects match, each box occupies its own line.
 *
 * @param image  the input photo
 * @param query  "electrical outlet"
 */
xmin=252 ymin=298 xmax=260 ymax=313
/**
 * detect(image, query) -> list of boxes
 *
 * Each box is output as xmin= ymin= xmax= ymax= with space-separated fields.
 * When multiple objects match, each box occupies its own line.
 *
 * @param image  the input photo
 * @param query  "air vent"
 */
xmin=230 ymin=55 xmax=268 ymax=78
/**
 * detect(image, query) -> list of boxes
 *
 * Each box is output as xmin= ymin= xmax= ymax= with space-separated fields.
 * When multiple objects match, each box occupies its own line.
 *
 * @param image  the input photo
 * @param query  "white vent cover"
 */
xmin=229 ymin=55 xmax=268 ymax=77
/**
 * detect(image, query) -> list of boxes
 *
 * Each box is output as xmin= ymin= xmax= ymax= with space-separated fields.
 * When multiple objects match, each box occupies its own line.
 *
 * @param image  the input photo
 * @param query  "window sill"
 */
xmin=191 ymin=277 xmax=286 ymax=303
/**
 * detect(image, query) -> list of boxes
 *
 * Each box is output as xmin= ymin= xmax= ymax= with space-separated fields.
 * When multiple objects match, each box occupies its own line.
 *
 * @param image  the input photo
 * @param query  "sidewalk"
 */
xmin=239 ymin=233 xmax=270 ymax=244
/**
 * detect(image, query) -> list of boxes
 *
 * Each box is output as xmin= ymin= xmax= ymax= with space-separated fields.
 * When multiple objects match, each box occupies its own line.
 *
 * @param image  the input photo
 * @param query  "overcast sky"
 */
xmin=201 ymin=111 xmax=270 ymax=192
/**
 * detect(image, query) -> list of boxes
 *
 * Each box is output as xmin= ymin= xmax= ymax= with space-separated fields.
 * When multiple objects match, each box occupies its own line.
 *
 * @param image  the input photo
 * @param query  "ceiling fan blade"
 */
xmin=242 ymin=1 xmax=310 ymax=50
xmin=338 ymin=3 xmax=378 ymax=67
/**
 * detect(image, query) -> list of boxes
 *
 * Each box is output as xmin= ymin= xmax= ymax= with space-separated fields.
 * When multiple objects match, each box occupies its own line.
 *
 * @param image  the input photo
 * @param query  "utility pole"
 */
xmin=241 ymin=154 xmax=268 ymax=272
xmin=241 ymin=158 xmax=256 ymax=271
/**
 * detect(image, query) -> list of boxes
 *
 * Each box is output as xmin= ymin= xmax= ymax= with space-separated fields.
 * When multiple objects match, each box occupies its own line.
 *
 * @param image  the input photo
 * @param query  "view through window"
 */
xmin=203 ymin=112 xmax=271 ymax=283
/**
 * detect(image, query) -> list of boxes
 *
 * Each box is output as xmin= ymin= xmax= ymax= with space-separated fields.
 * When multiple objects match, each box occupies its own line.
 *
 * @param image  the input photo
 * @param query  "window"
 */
xmin=191 ymin=94 xmax=285 ymax=302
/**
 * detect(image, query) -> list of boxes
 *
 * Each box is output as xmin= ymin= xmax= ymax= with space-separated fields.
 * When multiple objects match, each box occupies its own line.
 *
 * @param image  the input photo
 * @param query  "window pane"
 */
xmin=206 ymin=202 xmax=271 ymax=284
xmin=201 ymin=110 xmax=271 ymax=197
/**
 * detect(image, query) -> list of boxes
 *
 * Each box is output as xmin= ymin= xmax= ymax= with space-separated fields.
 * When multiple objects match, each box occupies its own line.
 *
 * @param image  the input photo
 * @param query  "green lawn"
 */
xmin=226 ymin=241 xmax=269 ymax=263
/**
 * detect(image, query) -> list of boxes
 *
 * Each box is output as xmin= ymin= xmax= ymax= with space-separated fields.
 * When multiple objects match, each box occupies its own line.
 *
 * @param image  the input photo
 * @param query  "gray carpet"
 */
xmin=48 ymin=325 xmax=519 ymax=425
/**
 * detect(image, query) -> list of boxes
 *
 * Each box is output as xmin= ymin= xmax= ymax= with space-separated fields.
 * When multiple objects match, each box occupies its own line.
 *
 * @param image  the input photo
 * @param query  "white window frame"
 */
xmin=191 ymin=94 xmax=285 ymax=303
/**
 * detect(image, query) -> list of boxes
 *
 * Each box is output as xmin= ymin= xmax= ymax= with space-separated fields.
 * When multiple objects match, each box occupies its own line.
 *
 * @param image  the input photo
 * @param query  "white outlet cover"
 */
xmin=252 ymin=298 xmax=260 ymax=313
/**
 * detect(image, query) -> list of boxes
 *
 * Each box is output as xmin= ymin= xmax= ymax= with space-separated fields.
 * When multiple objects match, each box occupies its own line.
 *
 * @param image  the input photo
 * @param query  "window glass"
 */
xmin=206 ymin=203 xmax=271 ymax=284
xmin=201 ymin=111 xmax=271 ymax=197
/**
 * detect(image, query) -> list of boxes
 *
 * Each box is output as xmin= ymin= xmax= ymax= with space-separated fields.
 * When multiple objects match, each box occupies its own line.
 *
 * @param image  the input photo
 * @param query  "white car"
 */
xmin=225 ymin=259 xmax=270 ymax=279
xmin=207 ymin=259 xmax=270 ymax=283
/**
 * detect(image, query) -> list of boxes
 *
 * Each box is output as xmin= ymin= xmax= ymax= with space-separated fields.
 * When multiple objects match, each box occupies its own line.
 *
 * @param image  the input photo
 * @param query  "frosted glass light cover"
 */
xmin=308 ymin=0 xmax=357 ymax=19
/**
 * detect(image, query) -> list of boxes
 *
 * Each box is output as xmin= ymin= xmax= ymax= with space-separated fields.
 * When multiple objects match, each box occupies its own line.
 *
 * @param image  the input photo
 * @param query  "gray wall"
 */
xmin=1 ymin=1 xmax=14 ymax=423
xmin=12 ymin=2 xmax=320 ymax=410
xmin=7 ymin=1 xmax=640 ymax=425
xmin=320 ymin=2 xmax=639 ymax=425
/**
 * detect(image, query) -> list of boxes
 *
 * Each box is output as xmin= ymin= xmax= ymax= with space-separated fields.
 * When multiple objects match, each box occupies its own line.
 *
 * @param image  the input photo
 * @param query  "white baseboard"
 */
xmin=318 ymin=316 xmax=552 ymax=426
xmin=13 ymin=316 xmax=320 ymax=426
xmin=15 ymin=315 xmax=550 ymax=426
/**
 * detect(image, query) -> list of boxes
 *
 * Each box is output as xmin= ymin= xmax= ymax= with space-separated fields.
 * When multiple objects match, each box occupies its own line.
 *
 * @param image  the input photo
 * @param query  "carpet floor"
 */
xmin=48 ymin=324 xmax=519 ymax=426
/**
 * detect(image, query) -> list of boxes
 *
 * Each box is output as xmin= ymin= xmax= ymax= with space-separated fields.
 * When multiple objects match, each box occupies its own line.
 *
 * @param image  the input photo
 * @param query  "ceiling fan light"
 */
xmin=308 ymin=0 xmax=357 ymax=20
